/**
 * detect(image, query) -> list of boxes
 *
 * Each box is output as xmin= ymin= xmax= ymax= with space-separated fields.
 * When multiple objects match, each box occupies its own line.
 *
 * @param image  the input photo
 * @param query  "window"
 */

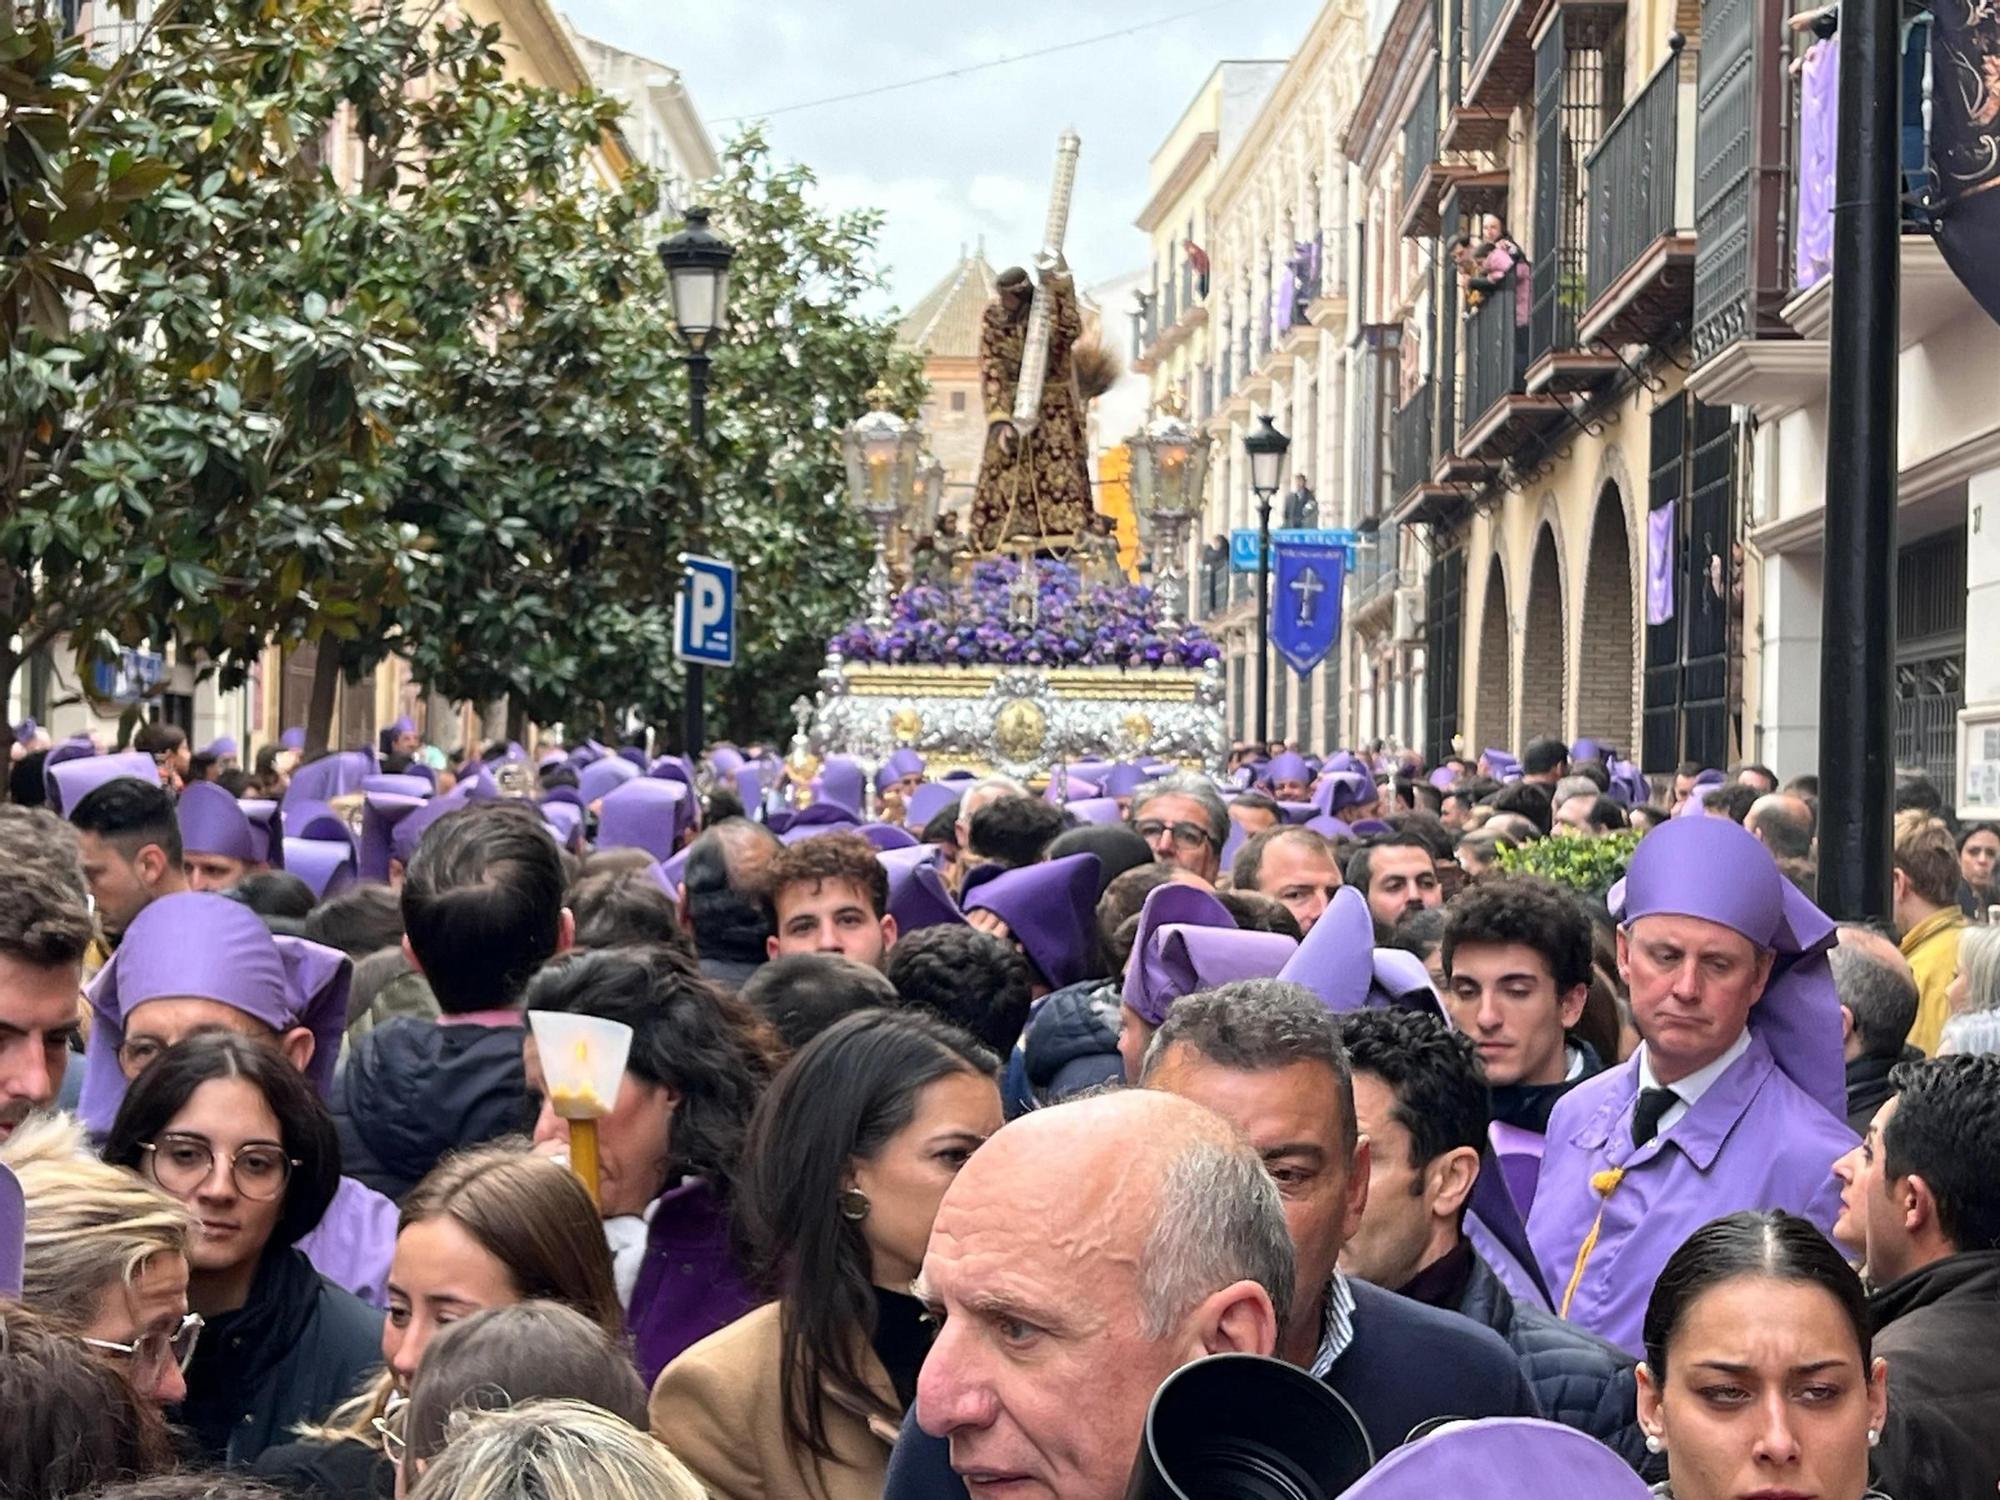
xmin=950 ymin=390 xmax=966 ymax=413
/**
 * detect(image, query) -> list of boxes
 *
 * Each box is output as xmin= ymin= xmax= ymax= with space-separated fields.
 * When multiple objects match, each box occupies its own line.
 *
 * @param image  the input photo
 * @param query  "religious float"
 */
xmin=794 ymin=130 xmax=1228 ymax=785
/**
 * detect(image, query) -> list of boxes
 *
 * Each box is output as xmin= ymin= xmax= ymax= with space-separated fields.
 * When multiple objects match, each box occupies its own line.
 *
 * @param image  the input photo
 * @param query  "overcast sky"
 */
xmin=561 ymin=0 xmax=1323 ymax=318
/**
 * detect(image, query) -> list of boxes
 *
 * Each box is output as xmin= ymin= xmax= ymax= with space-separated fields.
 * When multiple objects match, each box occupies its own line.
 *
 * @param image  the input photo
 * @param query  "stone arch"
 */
xmin=1518 ymin=524 xmax=1567 ymax=745
xmin=1576 ymin=484 xmax=1638 ymax=753
xmin=1475 ymin=557 xmax=1513 ymax=750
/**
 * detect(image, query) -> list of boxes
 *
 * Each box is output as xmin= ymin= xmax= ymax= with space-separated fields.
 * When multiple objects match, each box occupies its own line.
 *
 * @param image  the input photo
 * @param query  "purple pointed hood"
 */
xmin=360 ymin=791 xmax=426 ymax=880
xmin=280 ymin=727 xmax=307 ymax=752
xmin=876 ymin=749 xmax=927 ymax=792
xmin=284 ymin=752 xmax=374 ymax=819
xmin=1280 ymin=886 xmax=1442 ymax=1014
xmin=709 ymin=747 xmax=745 ymax=778
xmin=1099 ymin=764 xmax=1149 ymax=798
xmin=1346 ymin=1418 xmax=1653 ymax=1497
xmin=284 ymin=835 xmax=357 ymax=900
xmin=1123 ymin=883 xmax=1295 ymax=1026
xmin=815 ymin=756 xmax=868 ymax=817
xmin=179 ymin=781 xmax=267 ymax=864
xmin=1277 ymin=801 xmax=1319 ymax=826
xmin=1265 ymin=751 xmax=1311 ymax=787
xmin=578 ymin=755 xmax=641 ymax=807
xmin=81 ymin=892 xmax=352 ymax=1130
xmin=961 ymin=853 xmax=1101 ymax=991
xmin=1305 ymin=814 xmax=1353 ymax=840
xmin=390 ymin=786 xmax=475 ymax=868
xmin=1314 ymin=772 xmax=1378 ymax=818
xmin=361 ymin=772 xmax=435 ymax=801
xmin=904 ymin=782 xmax=961 ymax=831
xmin=1608 ymin=814 xmax=1846 ymax=1118
xmin=1570 ymin=738 xmax=1603 ymax=764
xmin=1044 ymin=774 xmax=1102 ymax=804
xmin=881 ymin=846 xmax=965 ymax=934
xmin=1065 ymin=797 xmax=1123 ymax=826
xmin=777 ymin=802 xmax=864 ymax=844
xmin=1606 ymin=758 xmax=1650 ymax=805
xmin=200 ymin=735 xmax=239 ymax=760
xmin=734 ymin=765 xmax=769 ymax=811
xmin=1429 ymin=765 xmax=1459 ymax=791
xmin=860 ymin=823 xmax=920 ymax=851
xmin=617 ymin=745 xmax=650 ymax=770
xmin=599 ymin=778 xmax=689 ymax=862
xmin=541 ymin=800 xmax=586 ymax=852
xmin=1481 ymin=748 xmax=1522 ymax=782
xmin=48 ymin=751 xmax=157 ymax=818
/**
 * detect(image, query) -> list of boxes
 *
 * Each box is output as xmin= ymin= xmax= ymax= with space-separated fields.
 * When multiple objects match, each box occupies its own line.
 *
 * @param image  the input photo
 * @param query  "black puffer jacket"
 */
xmin=1017 ymin=980 xmax=1121 ymax=1110
xmin=1457 ymin=1251 xmax=1660 ymax=1480
xmin=331 ymin=1016 xmax=531 ymax=1200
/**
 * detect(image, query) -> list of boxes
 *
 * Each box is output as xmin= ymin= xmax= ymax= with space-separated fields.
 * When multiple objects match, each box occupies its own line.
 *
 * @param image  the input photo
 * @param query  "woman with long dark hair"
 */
xmin=102 ymin=1033 xmax=383 ymax=1466
xmin=649 ymin=1009 xmax=1000 ymax=1500
xmin=522 ymin=943 xmax=780 ymax=1382
xmin=1638 ymin=1211 xmax=1890 ymax=1499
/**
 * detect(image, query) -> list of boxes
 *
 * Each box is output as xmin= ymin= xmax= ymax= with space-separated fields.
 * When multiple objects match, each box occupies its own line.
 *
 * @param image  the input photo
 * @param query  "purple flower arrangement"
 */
xmin=829 ymin=560 xmax=1222 ymax=671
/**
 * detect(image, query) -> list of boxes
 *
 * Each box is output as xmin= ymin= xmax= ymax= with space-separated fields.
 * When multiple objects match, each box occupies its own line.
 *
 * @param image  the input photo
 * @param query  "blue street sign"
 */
xmin=675 ymin=554 xmax=737 ymax=668
xmin=1232 ymin=527 xmax=1358 ymax=571
xmin=90 ymin=648 xmax=166 ymax=705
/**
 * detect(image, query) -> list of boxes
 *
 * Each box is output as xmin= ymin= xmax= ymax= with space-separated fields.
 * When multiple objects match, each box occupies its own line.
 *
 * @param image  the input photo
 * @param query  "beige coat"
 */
xmin=649 ymin=1301 xmax=903 ymax=1500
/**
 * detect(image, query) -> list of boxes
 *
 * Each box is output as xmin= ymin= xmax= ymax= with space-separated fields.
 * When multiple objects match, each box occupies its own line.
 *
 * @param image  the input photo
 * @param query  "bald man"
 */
xmin=1830 ymin=925 xmax=1922 ymax=1135
xmin=902 ymin=1090 xmax=1290 ymax=1500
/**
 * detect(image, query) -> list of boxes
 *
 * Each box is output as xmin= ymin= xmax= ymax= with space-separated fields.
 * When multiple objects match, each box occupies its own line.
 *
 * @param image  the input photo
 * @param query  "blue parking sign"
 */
xmin=676 ymin=555 xmax=736 ymax=668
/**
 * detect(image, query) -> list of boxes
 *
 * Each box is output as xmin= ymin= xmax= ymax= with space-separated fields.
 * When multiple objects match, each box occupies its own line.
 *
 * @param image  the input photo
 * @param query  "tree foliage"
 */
xmin=0 ymin=1 xmax=922 ymax=747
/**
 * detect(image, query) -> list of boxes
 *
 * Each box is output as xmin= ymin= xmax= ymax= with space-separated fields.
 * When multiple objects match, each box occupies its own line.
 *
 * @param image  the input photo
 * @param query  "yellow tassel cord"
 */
xmin=1559 ymin=1167 xmax=1628 ymax=1319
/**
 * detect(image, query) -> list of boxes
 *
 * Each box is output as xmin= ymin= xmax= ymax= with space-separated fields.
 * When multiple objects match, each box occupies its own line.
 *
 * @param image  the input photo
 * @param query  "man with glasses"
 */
xmin=1129 ymin=772 xmax=1229 ymax=885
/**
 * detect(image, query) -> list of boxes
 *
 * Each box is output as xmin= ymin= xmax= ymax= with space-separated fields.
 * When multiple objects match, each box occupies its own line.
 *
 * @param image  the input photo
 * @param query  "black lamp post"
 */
xmin=657 ymin=206 xmax=736 ymax=756
xmin=1243 ymin=414 xmax=1291 ymax=748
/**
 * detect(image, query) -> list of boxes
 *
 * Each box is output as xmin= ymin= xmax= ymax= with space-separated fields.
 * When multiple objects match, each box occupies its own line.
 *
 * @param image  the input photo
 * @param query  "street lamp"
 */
xmin=1243 ymin=414 xmax=1291 ymax=748
xmin=658 ymin=206 xmax=736 ymax=757
xmin=1126 ymin=396 xmax=1212 ymax=631
xmin=842 ymin=390 xmax=927 ymax=628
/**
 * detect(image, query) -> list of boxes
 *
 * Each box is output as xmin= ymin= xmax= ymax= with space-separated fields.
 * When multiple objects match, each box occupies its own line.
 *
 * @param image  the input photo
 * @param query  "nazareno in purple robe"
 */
xmin=1525 ymin=816 xmax=1858 ymax=1355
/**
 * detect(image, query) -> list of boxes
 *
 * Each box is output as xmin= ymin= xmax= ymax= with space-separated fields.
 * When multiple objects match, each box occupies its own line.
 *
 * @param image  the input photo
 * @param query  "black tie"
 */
xmin=1632 ymin=1086 xmax=1680 ymax=1148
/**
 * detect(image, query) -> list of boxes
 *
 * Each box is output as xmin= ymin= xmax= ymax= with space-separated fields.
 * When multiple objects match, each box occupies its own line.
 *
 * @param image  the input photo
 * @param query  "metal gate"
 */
xmin=1894 ymin=527 xmax=1967 ymax=791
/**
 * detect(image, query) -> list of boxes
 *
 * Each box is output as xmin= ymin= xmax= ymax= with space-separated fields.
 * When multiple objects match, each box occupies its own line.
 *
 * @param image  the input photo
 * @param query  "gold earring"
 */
xmin=839 ymin=1187 xmax=871 ymax=1222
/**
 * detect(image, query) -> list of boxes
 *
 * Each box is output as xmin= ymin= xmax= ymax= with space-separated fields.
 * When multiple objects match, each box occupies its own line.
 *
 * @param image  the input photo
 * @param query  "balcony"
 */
xmin=1459 ymin=0 xmax=1542 ymax=124
xmin=1350 ymin=548 xmax=1409 ymax=625
xmin=1580 ymin=43 xmax=1698 ymax=348
xmin=1523 ymin=4 xmax=1626 ymax=394
xmin=1459 ymin=292 xmax=1564 ymax=457
xmin=1390 ymin=386 xmax=1468 ymax=525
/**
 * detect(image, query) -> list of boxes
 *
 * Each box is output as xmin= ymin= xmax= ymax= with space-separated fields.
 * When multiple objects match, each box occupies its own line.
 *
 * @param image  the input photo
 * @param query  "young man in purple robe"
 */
xmin=1525 ymin=816 xmax=1857 ymax=1355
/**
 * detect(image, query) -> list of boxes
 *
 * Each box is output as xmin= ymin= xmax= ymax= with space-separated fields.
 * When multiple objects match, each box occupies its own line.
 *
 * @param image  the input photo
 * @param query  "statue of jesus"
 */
xmin=968 ymin=260 xmax=1095 ymax=554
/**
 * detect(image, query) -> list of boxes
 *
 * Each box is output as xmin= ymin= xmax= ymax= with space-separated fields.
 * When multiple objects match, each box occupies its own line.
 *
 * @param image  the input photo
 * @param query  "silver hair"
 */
xmin=1131 ymin=771 xmax=1230 ymax=851
xmin=1955 ymin=927 xmax=2000 ymax=1016
xmin=958 ymin=776 xmax=1026 ymax=820
xmin=1136 ymin=1132 xmax=1295 ymax=1340
xmin=1553 ymin=775 xmax=1599 ymax=808
xmin=1940 ymin=1007 xmax=2000 ymax=1057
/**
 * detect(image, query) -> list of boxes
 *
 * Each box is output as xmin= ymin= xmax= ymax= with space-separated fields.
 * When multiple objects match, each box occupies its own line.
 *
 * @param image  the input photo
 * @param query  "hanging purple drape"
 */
xmin=1794 ymin=37 xmax=1839 ymax=291
xmin=1647 ymin=503 xmax=1677 ymax=626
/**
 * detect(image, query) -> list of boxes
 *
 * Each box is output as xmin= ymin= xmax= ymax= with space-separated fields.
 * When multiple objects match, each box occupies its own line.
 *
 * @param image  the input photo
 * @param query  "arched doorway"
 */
xmin=1519 ymin=525 xmax=1566 ymax=744
xmin=1577 ymin=487 xmax=1636 ymax=754
xmin=1475 ymin=561 xmax=1513 ymax=749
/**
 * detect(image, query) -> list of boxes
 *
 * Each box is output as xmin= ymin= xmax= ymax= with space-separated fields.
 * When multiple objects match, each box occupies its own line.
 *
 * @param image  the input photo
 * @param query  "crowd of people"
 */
xmin=2 ymin=719 xmax=1997 ymax=1500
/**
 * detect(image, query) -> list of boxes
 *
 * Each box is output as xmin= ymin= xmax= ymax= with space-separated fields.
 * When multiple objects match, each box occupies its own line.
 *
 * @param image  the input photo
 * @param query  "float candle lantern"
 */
xmin=526 ymin=1010 xmax=634 ymax=1206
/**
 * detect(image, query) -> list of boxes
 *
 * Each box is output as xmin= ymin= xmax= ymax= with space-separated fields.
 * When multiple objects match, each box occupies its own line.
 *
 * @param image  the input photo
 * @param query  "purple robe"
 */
xmin=1526 ymin=1031 xmax=1856 ymax=1354
xmin=295 ymin=1174 xmax=399 ymax=1309
xmin=628 ymin=1178 xmax=761 ymax=1387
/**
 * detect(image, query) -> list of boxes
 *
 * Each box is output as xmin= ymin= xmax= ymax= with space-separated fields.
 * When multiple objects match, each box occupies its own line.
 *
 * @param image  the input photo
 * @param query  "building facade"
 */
xmin=1361 ymin=0 xmax=1723 ymax=770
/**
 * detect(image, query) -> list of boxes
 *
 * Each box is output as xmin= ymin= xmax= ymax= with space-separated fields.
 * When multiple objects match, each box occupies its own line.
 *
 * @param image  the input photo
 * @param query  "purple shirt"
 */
xmin=296 ymin=1175 xmax=399 ymax=1309
xmin=1526 ymin=1031 xmax=1857 ymax=1355
xmin=628 ymin=1178 xmax=762 ymax=1386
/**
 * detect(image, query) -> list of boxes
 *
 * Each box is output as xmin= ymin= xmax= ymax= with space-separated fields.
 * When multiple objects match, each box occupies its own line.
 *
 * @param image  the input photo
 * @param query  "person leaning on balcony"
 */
xmin=1468 ymin=214 xmax=1532 ymax=336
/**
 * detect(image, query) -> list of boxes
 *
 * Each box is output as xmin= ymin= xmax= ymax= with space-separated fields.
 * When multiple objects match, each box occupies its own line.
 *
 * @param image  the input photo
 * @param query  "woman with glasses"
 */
xmin=256 ymin=1145 xmax=622 ymax=1500
xmin=1 ymin=1113 xmax=198 ymax=1410
xmin=102 ymin=1032 xmax=383 ymax=1466
xmin=651 ymin=1010 xmax=1001 ymax=1500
